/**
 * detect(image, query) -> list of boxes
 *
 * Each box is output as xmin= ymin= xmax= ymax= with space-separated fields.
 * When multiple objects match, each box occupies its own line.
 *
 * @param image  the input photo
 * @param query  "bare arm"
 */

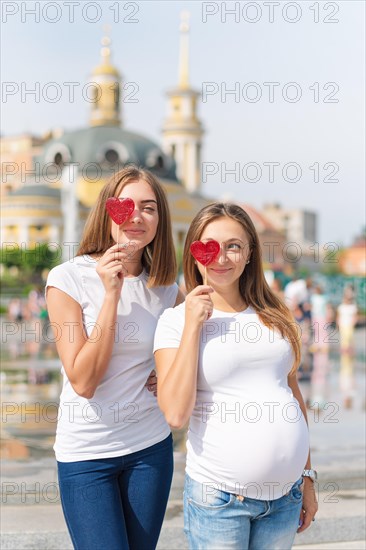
xmin=46 ymin=245 xmax=128 ymax=398
xmin=47 ymin=288 xmax=122 ymax=398
xmin=288 ymin=373 xmax=318 ymax=531
xmin=154 ymin=285 xmax=213 ymax=429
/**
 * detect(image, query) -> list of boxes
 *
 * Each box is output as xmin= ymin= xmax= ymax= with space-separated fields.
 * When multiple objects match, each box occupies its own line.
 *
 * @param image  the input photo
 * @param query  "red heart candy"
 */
xmin=106 ymin=197 xmax=135 ymax=225
xmin=190 ymin=240 xmax=220 ymax=266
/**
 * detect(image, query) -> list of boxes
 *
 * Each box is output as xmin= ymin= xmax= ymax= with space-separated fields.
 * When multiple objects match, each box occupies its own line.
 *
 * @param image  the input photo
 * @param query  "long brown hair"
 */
xmin=77 ymin=165 xmax=177 ymax=287
xmin=183 ymin=202 xmax=301 ymax=373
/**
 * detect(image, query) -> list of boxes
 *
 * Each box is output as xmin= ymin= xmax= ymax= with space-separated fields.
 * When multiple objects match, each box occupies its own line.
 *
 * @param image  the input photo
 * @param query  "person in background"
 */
xmin=270 ymin=277 xmax=285 ymax=301
xmin=284 ymin=275 xmax=307 ymax=312
xmin=310 ymin=285 xmax=331 ymax=409
xmin=7 ymin=297 xmax=23 ymax=323
xmin=154 ymin=203 xmax=318 ymax=550
xmin=294 ymin=301 xmax=313 ymax=408
xmin=337 ymin=291 xmax=358 ymax=353
xmin=337 ymin=290 xmax=358 ymax=408
xmin=46 ymin=166 xmax=184 ymax=550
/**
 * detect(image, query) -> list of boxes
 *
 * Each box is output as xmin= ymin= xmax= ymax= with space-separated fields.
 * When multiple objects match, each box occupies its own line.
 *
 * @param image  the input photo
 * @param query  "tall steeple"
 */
xmin=178 ymin=11 xmax=190 ymax=89
xmin=162 ymin=12 xmax=204 ymax=193
xmin=89 ymin=29 xmax=121 ymax=127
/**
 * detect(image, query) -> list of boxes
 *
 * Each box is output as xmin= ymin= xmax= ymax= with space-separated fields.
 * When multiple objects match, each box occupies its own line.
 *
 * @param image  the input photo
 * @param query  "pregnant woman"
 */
xmin=154 ymin=202 xmax=318 ymax=550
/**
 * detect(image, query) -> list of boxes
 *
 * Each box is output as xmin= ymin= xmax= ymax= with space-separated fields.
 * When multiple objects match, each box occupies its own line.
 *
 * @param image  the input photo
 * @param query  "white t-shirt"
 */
xmin=154 ymin=304 xmax=309 ymax=500
xmin=311 ymin=294 xmax=328 ymax=319
xmin=337 ymin=303 xmax=357 ymax=328
xmin=46 ymin=255 xmax=178 ymax=462
xmin=284 ymin=279 xmax=308 ymax=308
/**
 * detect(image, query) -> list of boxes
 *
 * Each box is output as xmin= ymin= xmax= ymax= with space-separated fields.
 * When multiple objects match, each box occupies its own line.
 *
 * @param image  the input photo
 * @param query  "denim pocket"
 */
xmin=289 ymin=478 xmax=304 ymax=502
xmin=186 ymin=477 xmax=234 ymax=509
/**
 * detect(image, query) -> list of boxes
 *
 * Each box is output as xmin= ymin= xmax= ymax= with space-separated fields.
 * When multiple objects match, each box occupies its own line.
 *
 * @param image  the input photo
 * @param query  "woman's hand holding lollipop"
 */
xmin=188 ymin=239 xmax=220 ymax=322
xmin=97 ymin=198 xmax=136 ymax=295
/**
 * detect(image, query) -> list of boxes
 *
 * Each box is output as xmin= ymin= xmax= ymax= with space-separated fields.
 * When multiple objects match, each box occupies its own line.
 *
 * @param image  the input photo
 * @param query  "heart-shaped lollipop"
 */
xmin=106 ymin=197 xmax=135 ymax=225
xmin=190 ymin=240 xmax=220 ymax=266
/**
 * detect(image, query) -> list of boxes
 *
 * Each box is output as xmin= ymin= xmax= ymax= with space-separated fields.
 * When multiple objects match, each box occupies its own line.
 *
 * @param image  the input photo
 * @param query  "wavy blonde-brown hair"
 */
xmin=183 ymin=202 xmax=301 ymax=373
xmin=77 ymin=165 xmax=177 ymax=287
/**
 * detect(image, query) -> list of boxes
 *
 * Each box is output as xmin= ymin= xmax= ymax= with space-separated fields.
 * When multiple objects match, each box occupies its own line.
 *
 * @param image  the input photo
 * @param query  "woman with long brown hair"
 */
xmin=46 ymin=165 xmax=183 ymax=550
xmin=154 ymin=202 xmax=318 ymax=550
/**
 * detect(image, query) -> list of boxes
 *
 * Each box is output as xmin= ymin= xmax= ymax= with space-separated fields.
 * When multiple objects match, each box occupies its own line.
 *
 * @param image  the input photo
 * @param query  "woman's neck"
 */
xmin=122 ymin=248 xmax=144 ymax=277
xmin=210 ymin=288 xmax=246 ymax=312
xmin=89 ymin=252 xmax=144 ymax=277
xmin=123 ymin=260 xmax=143 ymax=277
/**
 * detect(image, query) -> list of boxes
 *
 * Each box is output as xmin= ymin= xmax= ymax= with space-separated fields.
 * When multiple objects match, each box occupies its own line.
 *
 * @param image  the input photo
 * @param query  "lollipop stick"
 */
xmin=204 ymin=266 xmax=207 ymax=285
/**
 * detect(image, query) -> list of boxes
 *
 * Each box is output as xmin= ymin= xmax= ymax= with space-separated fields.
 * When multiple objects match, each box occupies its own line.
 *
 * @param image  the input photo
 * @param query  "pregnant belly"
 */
xmin=187 ymin=405 xmax=309 ymax=501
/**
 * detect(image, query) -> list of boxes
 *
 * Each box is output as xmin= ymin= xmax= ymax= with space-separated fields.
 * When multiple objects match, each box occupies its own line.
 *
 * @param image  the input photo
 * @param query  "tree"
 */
xmin=0 ymin=243 xmax=61 ymax=286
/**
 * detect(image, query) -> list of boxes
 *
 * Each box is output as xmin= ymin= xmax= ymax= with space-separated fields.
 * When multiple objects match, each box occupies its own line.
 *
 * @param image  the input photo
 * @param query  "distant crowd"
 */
xmin=271 ymin=277 xmax=358 ymax=409
xmin=7 ymin=288 xmax=48 ymax=323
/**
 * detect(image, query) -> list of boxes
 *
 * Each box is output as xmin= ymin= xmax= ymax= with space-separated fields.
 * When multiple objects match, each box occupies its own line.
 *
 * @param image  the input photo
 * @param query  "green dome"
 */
xmin=10 ymin=185 xmax=60 ymax=198
xmin=38 ymin=126 xmax=178 ymax=181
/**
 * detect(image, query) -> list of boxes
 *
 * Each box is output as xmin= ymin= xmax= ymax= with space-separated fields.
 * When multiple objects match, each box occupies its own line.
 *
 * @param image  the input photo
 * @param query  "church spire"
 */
xmin=100 ymin=33 xmax=112 ymax=65
xmin=162 ymin=12 xmax=204 ymax=193
xmin=89 ymin=29 xmax=122 ymax=127
xmin=178 ymin=11 xmax=190 ymax=89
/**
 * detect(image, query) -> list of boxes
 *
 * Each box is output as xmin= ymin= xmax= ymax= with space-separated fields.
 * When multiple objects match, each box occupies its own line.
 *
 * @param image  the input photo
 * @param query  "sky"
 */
xmin=1 ymin=0 xmax=365 ymax=246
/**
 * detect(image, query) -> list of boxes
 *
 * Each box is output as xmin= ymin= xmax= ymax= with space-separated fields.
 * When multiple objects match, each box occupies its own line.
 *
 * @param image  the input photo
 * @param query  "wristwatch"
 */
xmin=302 ymin=469 xmax=318 ymax=482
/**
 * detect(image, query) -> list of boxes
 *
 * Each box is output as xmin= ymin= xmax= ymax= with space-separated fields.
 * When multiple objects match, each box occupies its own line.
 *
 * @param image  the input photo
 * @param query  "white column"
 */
xmin=19 ymin=222 xmax=29 ymax=247
xmin=61 ymin=164 xmax=78 ymax=262
xmin=187 ymin=141 xmax=198 ymax=193
xmin=49 ymin=224 xmax=60 ymax=245
xmin=176 ymin=141 xmax=185 ymax=184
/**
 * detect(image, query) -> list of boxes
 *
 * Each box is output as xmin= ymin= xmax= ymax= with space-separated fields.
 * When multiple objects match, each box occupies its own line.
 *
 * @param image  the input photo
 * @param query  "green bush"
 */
xmin=0 ymin=243 xmax=61 ymax=287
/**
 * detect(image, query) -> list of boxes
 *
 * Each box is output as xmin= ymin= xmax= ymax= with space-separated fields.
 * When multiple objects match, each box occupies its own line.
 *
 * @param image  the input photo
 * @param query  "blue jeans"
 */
xmin=184 ymin=474 xmax=303 ymax=550
xmin=57 ymin=434 xmax=173 ymax=550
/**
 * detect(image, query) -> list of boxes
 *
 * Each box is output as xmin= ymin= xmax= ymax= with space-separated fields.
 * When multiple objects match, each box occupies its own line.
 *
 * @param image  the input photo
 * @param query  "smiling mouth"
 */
xmin=123 ymin=229 xmax=145 ymax=234
xmin=210 ymin=268 xmax=231 ymax=273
